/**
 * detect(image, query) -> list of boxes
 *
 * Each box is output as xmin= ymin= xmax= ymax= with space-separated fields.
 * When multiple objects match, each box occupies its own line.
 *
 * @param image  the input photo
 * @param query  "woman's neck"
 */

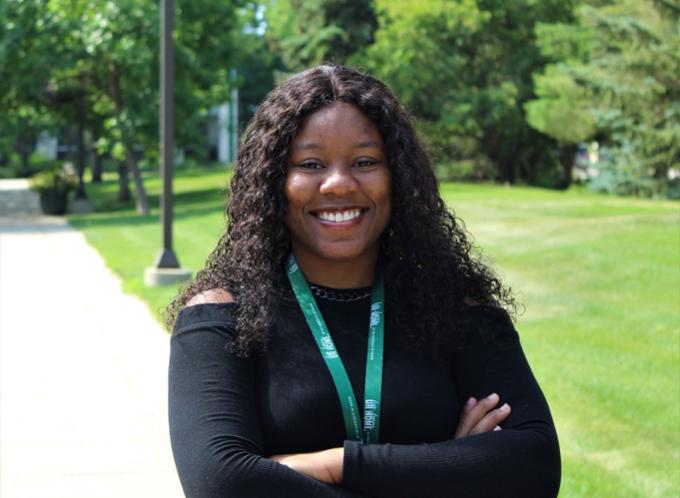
xmin=291 ymin=246 xmax=378 ymax=289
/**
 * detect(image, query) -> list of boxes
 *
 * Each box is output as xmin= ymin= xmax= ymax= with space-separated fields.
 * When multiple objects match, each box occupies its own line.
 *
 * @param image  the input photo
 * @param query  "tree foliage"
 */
xmin=351 ymin=0 xmax=577 ymax=185
xmin=0 ymin=0 xmax=64 ymax=174
xmin=3 ymin=0 xmax=676 ymax=198
xmin=266 ymin=0 xmax=378 ymax=71
xmin=0 ymin=0 xmax=263 ymax=210
xmin=526 ymin=0 xmax=680 ymax=197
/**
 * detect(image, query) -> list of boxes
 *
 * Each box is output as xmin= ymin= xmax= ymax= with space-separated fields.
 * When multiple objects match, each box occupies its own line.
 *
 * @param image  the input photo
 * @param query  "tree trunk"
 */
xmin=18 ymin=147 xmax=30 ymax=177
xmin=125 ymin=147 xmax=150 ymax=215
xmin=91 ymin=132 xmax=103 ymax=183
xmin=117 ymin=160 xmax=131 ymax=201
xmin=524 ymin=134 xmax=544 ymax=184
xmin=65 ymin=125 xmax=73 ymax=164
xmin=499 ymin=127 xmax=521 ymax=185
xmin=75 ymin=85 xmax=88 ymax=199
xmin=91 ymin=130 xmax=103 ymax=183
xmin=501 ymin=158 xmax=515 ymax=185
xmin=108 ymin=63 xmax=150 ymax=215
xmin=92 ymin=151 xmax=103 ymax=182
xmin=560 ymin=143 xmax=577 ymax=189
xmin=483 ymin=130 xmax=515 ymax=185
xmin=16 ymin=132 xmax=31 ymax=177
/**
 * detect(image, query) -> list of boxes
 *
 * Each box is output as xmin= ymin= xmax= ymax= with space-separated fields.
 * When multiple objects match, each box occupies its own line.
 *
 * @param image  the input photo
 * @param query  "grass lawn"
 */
xmin=69 ymin=169 xmax=679 ymax=498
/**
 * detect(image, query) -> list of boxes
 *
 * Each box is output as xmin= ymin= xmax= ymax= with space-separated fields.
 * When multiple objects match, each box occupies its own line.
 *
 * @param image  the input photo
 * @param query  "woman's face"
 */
xmin=284 ymin=102 xmax=391 ymax=271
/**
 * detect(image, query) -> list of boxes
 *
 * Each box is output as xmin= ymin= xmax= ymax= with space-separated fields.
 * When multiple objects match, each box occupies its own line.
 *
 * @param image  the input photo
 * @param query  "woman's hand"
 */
xmin=455 ymin=393 xmax=511 ymax=438
xmin=271 ymin=394 xmax=509 ymax=484
xmin=271 ymin=447 xmax=344 ymax=484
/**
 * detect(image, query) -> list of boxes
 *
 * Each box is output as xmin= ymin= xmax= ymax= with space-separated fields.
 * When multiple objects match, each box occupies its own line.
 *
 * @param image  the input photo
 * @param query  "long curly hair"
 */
xmin=167 ymin=64 xmax=515 ymax=355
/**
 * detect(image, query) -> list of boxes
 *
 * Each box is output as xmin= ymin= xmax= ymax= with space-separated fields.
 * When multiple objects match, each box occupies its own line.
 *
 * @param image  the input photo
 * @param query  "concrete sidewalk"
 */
xmin=0 ymin=180 xmax=184 ymax=497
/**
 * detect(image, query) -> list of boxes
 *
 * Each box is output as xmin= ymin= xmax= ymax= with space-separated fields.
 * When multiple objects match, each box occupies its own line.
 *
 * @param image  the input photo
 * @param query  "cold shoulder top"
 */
xmin=168 ymin=286 xmax=560 ymax=497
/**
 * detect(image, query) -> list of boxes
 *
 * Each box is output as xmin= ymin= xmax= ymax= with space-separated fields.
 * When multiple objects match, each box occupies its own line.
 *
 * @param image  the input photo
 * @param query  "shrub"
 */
xmin=29 ymin=165 xmax=79 ymax=215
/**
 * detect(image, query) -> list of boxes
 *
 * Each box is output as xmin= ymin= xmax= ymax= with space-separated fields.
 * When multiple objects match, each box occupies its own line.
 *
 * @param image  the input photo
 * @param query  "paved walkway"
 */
xmin=0 ymin=180 xmax=184 ymax=497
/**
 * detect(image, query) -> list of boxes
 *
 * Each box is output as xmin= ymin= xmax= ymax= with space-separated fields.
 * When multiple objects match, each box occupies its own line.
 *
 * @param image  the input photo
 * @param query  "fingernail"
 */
xmin=498 ymin=403 xmax=509 ymax=412
xmin=466 ymin=397 xmax=476 ymax=407
xmin=486 ymin=393 xmax=498 ymax=401
xmin=493 ymin=425 xmax=502 ymax=431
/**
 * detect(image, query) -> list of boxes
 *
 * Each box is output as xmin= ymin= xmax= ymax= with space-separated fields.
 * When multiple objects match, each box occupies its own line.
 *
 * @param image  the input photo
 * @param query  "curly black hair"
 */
xmin=167 ymin=64 xmax=515 ymax=355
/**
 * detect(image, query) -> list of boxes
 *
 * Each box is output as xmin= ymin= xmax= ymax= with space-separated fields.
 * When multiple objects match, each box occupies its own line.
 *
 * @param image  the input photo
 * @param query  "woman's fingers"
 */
xmin=454 ymin=396 xmax=479 ymax=438
xmin=270 ymin=449 xmax=343 ymax=484
xmin=469 ymin=402 xmax=511 ymax=435
xmin=455 ymin=393 xmax=511 ymax=438
xmin=455 ymin=393 xmax=500 ymax=437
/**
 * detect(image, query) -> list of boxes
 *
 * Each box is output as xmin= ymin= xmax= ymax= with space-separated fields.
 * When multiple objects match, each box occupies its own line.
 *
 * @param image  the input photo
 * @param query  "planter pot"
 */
xmin=39 ymin=189 xmax=69 ymax=215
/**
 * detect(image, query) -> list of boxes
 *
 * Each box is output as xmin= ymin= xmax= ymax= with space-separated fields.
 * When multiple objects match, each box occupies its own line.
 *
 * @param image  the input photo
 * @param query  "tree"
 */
xmin=232 ymin=7 xmax=280 ymax=127
xmin=2 ymin=0 xmax=256 ymax=209
xmin=525 ymin=0 xmax=680 ymax=197
xmin=525 ymin=64 xmax=597 ymax=185
xmin=352 ymin=0 xmax=577 ymax=186
xmin=266 ymin=0 xmax=378 ymax=71
xmin=71 ymin=0 xmax=161 ymax=214
xmin=0 ymin=0 xmax=63 ymax=176
xmin=0 ymin=0 xmax=155 ymax=207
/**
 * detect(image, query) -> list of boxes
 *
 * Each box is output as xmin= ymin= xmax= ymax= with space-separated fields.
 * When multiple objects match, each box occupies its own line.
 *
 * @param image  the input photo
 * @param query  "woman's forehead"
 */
xmin=292 ymin=102 xmax=383 ymax=148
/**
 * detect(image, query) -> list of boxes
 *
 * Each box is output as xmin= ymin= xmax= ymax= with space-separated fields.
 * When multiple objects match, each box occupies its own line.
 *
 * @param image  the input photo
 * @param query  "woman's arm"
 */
xmin=270 ymin=393 xmax=512 ymax=483
xmin=273 ymin=309 xmax=560 ymax=498
xmin=168 ymin=304 xmax=367 ymax=498
xmin=340 ymin=310 xmax=560 ymax=498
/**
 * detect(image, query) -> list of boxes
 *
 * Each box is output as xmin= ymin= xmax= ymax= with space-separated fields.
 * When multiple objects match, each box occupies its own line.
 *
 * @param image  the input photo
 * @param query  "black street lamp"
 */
xmin=145 ymin=0 xmax=190 ymax=286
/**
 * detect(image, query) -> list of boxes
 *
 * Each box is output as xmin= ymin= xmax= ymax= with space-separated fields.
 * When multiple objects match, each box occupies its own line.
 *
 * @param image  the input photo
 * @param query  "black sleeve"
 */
xmin=168 ymin=304 xmax=366 ymax=498
xmin=341 ymin=308 xmax=561 ymax=498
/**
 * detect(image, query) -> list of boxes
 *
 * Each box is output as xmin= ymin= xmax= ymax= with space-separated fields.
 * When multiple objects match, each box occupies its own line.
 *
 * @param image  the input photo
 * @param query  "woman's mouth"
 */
xmin=312 ymin=208 xmax=367 ymax=223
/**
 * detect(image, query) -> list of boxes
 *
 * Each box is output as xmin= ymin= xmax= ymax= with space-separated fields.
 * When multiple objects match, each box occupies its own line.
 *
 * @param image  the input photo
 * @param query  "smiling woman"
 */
xmin=285 ymin=102 xmax=391 ymax=288
xmin=166 ymin=65 xmax=561 ymax=498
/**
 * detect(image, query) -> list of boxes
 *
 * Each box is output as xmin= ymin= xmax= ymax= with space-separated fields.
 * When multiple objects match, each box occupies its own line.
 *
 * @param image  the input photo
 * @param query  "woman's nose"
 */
xmin=319 ymin=166 xmax=358 ymax=196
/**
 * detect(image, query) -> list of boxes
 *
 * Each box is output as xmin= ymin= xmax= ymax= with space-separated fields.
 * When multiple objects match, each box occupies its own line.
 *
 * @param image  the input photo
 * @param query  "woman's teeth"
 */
xmin=317 ymin=209 xmax=362 ymax=222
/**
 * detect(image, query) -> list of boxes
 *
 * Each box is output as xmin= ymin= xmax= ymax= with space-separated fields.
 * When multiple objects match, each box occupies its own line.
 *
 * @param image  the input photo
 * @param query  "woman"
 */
xmin=167 ymin=65 xmax=560 ymax=497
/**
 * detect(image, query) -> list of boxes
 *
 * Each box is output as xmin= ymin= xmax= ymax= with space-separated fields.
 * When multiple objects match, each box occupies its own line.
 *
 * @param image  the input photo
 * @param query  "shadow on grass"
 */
xmin=69 ymin=203 xmax=225 ymax=229
xmin=84 ymin=187 xmax=226 ymax=214
xmin=69 ymin=213 xmax=157 ymax=228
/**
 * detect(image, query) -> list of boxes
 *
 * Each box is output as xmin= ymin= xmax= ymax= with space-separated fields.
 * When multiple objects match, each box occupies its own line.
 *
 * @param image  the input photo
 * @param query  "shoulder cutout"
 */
xmin=186 ymin=288 xmax=235 ymax=307
xmin=463 ymin=294 xmax=502 ymax=307
xmin=464 ymin=297 xmax=482 ymax=306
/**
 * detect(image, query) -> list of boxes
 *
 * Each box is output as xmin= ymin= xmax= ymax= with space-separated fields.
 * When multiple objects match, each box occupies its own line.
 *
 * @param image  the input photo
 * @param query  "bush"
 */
xmin=531 ymin=149 xmax=566 ymax=189
xmin=0 ymin=152 xmax=58 ymax=179
xmin=435 ymin=158 xmax=496 ymax=182
xmin=587 ymin=147 xmax=674 ymax=199
xmin=666 ymin=178 xmax=680 ymax=200
xmin=29 ymin=165 xmax=79 ymax=215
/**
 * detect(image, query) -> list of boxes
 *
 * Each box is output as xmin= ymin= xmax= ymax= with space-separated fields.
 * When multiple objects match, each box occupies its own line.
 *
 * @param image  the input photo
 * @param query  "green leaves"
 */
xmin=266 ymin=0 xmax=378 ymax=70
xmin=525 ymin=64 xmax=597 ymax=144
xmin=29 ymin=164 xmax=79 ymax=194
xmin=526 ymin=0 xmax=680 ymax=197
xmin=349 ymin=0 xmax=576 ymax=184
xmin=0 ymin=0 xmax=253 ymax=166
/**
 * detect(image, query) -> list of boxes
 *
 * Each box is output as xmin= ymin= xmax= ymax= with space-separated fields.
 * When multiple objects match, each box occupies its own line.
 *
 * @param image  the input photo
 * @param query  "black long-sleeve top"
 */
xmin=168 ymin=285 xmax=560 ymax=497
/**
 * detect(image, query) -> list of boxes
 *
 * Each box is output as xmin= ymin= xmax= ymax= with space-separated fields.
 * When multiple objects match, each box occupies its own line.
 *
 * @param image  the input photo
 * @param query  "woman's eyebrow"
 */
xmin=354 ymin=140 xmax=381 ymax=149
xmin=292 ymin=140 xmax=381 ymax=150
xmin=292 ymin=142 xmax=321 ymax=150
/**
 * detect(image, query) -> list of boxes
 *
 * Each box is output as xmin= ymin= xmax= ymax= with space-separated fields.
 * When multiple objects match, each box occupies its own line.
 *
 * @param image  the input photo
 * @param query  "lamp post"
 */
xmin=145 ymin=0 xmax=190 ymax=286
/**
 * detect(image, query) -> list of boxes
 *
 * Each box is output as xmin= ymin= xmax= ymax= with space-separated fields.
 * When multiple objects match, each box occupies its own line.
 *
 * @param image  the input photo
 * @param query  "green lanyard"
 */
xmin=286 ymin=254 xmax=384 ymax=444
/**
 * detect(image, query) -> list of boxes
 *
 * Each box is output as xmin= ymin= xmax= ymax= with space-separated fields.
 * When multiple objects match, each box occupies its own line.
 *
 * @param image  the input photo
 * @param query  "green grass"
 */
xmin=69 ymin=170 xmax=680 ymax=497
xmin=69 ymin=169 xmax=231 ymax=320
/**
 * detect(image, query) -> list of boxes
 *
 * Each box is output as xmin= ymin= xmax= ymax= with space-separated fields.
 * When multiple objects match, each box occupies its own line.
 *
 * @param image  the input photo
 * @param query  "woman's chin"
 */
xmin=290 ymin=236 xmax=381 ymax=271
xmin=314 ymin=242 xmax=378 ymax=263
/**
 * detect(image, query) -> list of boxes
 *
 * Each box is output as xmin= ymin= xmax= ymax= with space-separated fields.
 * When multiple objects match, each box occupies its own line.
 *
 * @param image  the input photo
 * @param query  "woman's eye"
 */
xmin=354 ymin=159 xmax=378 ymax=168
xmin=297 ymin=161 xmax=323 ymax=170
